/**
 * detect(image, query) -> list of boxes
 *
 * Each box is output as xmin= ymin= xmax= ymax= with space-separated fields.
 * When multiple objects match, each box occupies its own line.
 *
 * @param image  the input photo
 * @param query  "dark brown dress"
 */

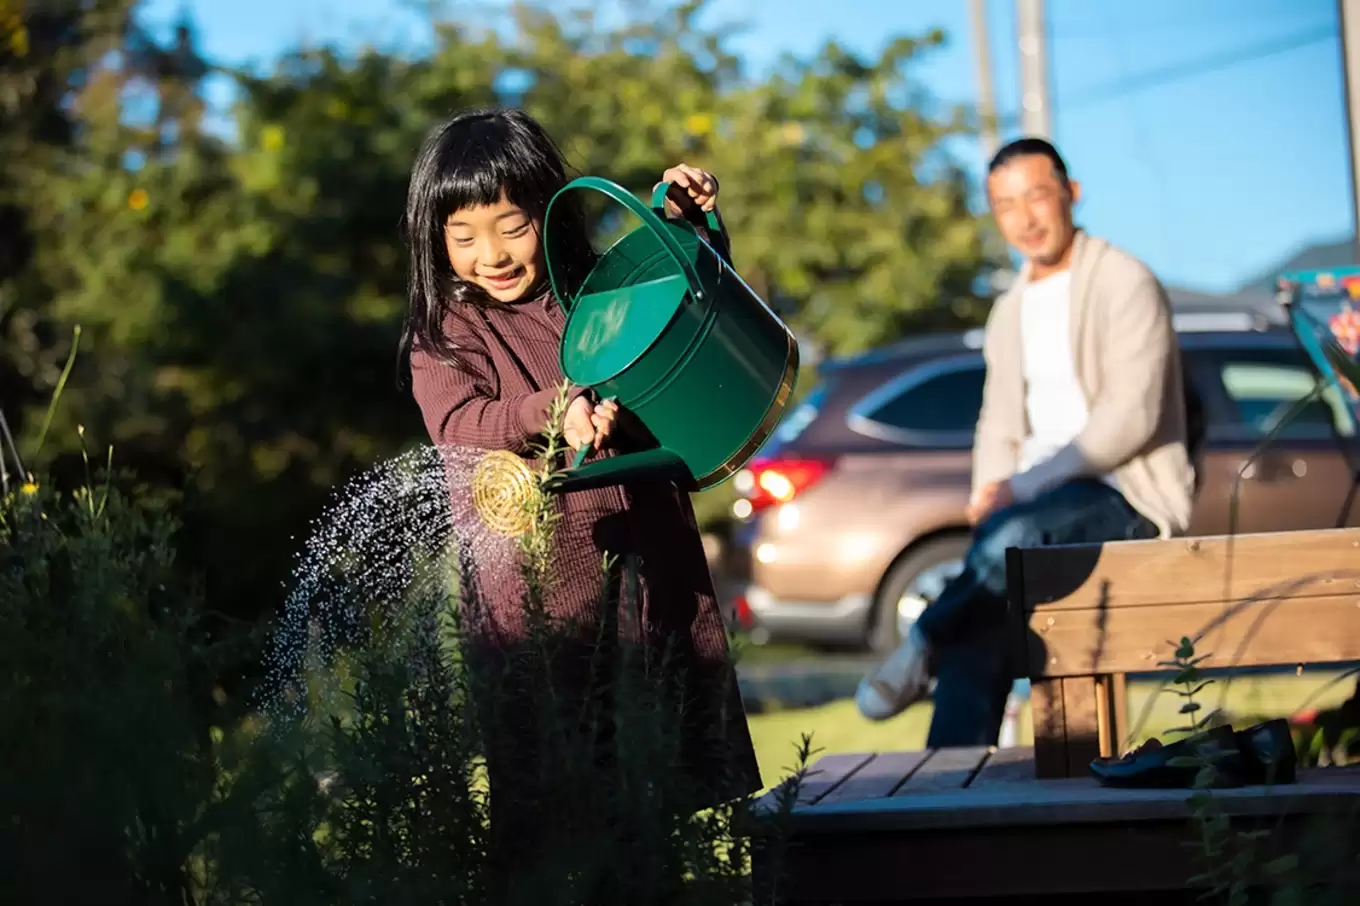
xmin=409 ymin=281 xmax=762 ymax=863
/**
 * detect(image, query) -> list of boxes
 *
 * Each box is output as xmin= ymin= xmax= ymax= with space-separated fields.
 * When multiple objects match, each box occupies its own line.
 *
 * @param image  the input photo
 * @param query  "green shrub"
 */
xmin=1 ymin=426 xmax=801 ymax=905
xmin=0 ymin=480 xmax=240 ymax=905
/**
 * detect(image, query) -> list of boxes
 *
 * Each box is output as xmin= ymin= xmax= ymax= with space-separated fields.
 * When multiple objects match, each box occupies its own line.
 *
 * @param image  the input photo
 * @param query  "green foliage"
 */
xmin=0 ymin=419 xmax=803 ymax=904
xmin=0 ymin=478 xmax=244 ymax=904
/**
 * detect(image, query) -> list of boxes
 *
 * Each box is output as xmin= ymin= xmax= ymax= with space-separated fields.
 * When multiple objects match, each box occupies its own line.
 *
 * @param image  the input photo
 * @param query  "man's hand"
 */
xmin=967 ymin=479 xmax=1015 ymax=526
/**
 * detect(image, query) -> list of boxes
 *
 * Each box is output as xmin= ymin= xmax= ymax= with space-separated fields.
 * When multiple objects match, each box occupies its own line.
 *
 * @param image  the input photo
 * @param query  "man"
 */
xmin=856 ymin=137 xmax=1197 ymax=747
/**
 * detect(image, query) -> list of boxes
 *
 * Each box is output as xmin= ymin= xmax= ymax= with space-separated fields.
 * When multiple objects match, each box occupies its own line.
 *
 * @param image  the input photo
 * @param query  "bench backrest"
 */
xmin=1005 ymin=527 xmax=1360 ymax=777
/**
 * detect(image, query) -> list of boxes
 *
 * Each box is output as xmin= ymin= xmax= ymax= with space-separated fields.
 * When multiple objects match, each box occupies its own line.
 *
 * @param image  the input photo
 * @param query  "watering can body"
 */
xmin=542 ymin=177 xmax=799 ymax=494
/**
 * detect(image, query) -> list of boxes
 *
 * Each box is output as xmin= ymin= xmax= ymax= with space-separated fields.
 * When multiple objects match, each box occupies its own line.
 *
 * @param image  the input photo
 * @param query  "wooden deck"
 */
xmin=758 ymin=746 xmax=1360 ymax=904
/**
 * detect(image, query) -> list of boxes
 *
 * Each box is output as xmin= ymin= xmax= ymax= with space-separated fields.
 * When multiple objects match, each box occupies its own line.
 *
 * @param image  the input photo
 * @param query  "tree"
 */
xmin=497 ymin=0 xmax=997 ymax=354
xmin=0 ymin=0 xmax=136 ymax=437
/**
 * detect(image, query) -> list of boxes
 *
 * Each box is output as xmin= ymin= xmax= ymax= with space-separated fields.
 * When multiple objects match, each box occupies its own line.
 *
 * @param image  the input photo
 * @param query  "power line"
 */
xmin=1053 ymin=8 xmax=1332 ymax=40
xmin=1064 ymin=24 xmax=1334 ymax=108
xmin=990 ymin=23 xmax=1334 ymax=128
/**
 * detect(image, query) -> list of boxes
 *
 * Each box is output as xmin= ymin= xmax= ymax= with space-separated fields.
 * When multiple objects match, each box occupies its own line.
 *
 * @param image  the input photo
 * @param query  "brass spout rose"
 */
xmin=472 ymin=449 xmax=541 ymax=538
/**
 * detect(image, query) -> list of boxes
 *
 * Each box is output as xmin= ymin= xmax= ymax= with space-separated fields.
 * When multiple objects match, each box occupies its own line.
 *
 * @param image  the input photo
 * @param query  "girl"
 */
xmin=399 ymin=107 xmax=761 ymax=869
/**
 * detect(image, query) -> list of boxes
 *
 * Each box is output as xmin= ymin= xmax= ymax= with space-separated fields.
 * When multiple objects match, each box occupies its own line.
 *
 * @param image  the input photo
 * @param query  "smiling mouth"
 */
xmin=480 ymin=267 xmax=524 ymax=286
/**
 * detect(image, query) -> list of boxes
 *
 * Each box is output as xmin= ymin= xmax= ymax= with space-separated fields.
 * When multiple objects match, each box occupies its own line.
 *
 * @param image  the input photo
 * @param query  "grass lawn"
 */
xmin=746 ymin=668 xmax=1359 ymax=790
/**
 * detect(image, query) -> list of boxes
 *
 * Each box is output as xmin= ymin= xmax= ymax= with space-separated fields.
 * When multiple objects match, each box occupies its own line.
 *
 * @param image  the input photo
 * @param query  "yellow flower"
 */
xmin=778 ymin=122 xmax=806 ymax=147
xmin=260 ymin=123 xmax=284 ymax=152
xmin=684 ymin=112 xmax=714 ymax=136
xmin=128 ymin=189 xmax=149 ymax=211
xmin=19 ymin=481 xmax=38 ymax=495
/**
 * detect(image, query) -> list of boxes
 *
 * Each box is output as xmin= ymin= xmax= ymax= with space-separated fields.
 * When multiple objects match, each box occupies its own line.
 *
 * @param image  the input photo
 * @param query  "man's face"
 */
xmin=986 ymin=154 xmax=1080 ymax=269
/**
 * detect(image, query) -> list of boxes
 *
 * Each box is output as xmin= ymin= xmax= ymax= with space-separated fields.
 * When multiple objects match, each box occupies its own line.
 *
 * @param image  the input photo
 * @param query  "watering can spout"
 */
xmin=543 ymin=447 xmax=693 ymax=494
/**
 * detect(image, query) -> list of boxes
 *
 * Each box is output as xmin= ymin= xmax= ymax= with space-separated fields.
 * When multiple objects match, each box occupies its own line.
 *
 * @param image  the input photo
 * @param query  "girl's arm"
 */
xmin=410 ymin=339 xmax=585 ymax=456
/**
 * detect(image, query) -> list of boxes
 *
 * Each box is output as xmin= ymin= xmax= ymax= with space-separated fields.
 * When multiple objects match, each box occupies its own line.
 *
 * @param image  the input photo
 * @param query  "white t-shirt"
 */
xmin=1014 ymin=271 xmax=1118 ymax=497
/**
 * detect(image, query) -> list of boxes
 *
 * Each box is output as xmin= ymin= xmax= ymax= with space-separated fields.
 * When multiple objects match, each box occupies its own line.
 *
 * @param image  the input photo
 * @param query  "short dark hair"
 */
xmin=988 ymin=137 xmax=1069 ymax=186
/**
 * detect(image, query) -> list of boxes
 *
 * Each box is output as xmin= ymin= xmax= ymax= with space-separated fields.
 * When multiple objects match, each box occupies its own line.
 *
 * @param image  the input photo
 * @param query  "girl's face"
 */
xmin=444 ymin=193 xmax=544 ymax=303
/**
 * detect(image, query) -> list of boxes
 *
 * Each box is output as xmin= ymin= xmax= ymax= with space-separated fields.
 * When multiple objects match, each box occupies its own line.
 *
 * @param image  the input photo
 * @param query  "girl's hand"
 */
xmin=658 ymin=163 xmax=720 ymax=216
xmin=563 ymin=395 xmax=619 ymax=453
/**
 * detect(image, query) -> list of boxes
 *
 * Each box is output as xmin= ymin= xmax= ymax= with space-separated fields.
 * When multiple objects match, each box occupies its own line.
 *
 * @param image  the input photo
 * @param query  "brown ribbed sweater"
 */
xmin=409 ymin=285 xmax=761 ymax=809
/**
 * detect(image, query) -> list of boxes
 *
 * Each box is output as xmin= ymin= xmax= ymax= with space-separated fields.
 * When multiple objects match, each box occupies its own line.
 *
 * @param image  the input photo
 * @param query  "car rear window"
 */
xmin=862 ymin=367 xmax=985 ymax=434
xmin=847 ymin=357 xmax=986 ymax=445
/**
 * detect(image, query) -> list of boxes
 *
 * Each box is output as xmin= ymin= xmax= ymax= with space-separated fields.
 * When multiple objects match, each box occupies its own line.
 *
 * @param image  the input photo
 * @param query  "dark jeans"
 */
xmin=915 ymin=479 xmax=1158 ymax=748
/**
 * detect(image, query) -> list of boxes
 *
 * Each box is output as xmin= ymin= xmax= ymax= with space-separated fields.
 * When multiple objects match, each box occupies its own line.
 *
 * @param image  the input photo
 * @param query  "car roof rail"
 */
xmin=1171 ymin=310 xmax=1271 ymax=333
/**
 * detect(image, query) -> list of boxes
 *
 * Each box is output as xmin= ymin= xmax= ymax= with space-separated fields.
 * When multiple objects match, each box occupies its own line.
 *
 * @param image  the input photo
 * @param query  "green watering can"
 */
xmin=540 ymin=176 xmax=800 ymax=494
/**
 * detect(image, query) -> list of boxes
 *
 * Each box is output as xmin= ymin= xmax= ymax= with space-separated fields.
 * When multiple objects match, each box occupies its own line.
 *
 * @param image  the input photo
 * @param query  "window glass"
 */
xmin=768 ymin=383 xmax=827 ymax=448
xmin=1217 ymin=356 xmax=1355 ymax=439
xmin=863 ymin=367 xmax=986 ymax=434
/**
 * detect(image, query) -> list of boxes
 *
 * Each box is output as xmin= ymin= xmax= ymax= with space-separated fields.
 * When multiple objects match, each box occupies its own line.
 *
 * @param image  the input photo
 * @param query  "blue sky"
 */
xmin=141 ymin=0 xmax=1348 ymax=294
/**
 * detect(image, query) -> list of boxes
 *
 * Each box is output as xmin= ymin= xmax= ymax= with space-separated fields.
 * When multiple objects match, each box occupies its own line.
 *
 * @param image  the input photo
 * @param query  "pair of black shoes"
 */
xmin=1089 ymin=719 xmax=1297 ymax=789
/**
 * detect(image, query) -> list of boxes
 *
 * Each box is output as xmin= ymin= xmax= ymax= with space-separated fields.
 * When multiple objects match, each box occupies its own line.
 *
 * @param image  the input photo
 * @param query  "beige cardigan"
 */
xmin=972 ymin=230 xmax=1196 ymax=538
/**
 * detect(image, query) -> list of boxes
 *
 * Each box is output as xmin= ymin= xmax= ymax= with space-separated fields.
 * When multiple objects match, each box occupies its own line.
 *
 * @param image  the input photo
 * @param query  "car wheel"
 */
xmin=867 ymin=534 xmax=970 ymax=655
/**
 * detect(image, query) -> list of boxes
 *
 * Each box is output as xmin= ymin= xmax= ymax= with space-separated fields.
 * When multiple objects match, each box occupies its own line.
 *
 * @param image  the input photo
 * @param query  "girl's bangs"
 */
xmin=430 ymin=133 xmax=559 ymax=224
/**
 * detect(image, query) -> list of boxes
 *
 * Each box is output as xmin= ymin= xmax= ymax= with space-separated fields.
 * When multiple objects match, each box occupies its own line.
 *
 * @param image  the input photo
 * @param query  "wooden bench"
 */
xmin=750 ymin=528 xmax=1360 ymax=903
xmin=1005 ymin=526 xmax=1360 ymax=778
xmin=759 ymin=745 xmax=1360 ymax=904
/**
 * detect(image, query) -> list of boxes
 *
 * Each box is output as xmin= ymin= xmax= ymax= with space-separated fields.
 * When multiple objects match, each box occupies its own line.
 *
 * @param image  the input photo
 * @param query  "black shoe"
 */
xmin=1089 ymin=724 xmax=1247 ymax=789
xmin=1235 ymin=718 xmax=1297 ymax=786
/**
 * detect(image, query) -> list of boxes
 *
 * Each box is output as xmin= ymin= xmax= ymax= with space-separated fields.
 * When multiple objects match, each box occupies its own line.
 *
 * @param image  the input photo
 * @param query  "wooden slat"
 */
xmin=968 ymin=745 xmax=1036 ymax=786
xmin=1094 ymin=674 xmax=1115 ymax=757
xmin=816 ymin=750 xmax=931 ymax=805
xmin=1028 ymin=593 xmax=1360 ymax=677
xmin=894 ymin=747 xmax=989 ymax=794
xmin=1061 ymin=677 xmax=1102 ymax=777
xmin=788 ymin=767 xmax=1360 ymax=833
xmin=796 ymin=752 xmax=874 ymax=805
xmin=1015 ymin=528 xmax=1360 ymax=611
xmin=754 ymin=752 xmax=872 ymax=813
xmin=1108 ymin=672 xmax=1130 ymax=754
xmin=1030 ymin=678 xmax=1068 ymax=779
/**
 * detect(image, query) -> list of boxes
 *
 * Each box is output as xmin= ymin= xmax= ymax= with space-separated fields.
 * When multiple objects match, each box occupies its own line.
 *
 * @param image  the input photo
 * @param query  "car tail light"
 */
xmin=739 ymin=456 xmax=836 ymax=514
xmin=732 ymin=593 xmax=754 ymax=629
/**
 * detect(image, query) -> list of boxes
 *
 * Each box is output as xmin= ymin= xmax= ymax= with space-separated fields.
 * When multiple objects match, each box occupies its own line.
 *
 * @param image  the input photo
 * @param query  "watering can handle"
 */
xmin=649 ymin=182 xmax=725 ymax=237
xmin=564 ymin=394 xmax=618 ymax=469
xmin=544 ymin=176 xmax=707 ymax=312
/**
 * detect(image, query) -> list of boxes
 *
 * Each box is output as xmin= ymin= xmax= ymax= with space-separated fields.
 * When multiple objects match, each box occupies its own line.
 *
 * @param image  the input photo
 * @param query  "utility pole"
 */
xmin=969 ymin=0 xmax=999 ymax=162
xmin=1340 ymin=0 xmax=1360 ymax=262
xmin=1015 ymin=0 xmax=1052 ymax=140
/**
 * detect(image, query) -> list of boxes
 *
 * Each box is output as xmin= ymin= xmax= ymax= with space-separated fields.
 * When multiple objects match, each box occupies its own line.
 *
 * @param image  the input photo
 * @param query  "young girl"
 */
xmin=399 ymin=107 xmax=761 ymax=867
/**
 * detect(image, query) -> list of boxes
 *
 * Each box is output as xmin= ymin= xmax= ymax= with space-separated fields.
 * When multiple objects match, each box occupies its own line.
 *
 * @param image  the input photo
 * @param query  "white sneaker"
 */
xmin=856 ymin=625 xmax=932 ymax=721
